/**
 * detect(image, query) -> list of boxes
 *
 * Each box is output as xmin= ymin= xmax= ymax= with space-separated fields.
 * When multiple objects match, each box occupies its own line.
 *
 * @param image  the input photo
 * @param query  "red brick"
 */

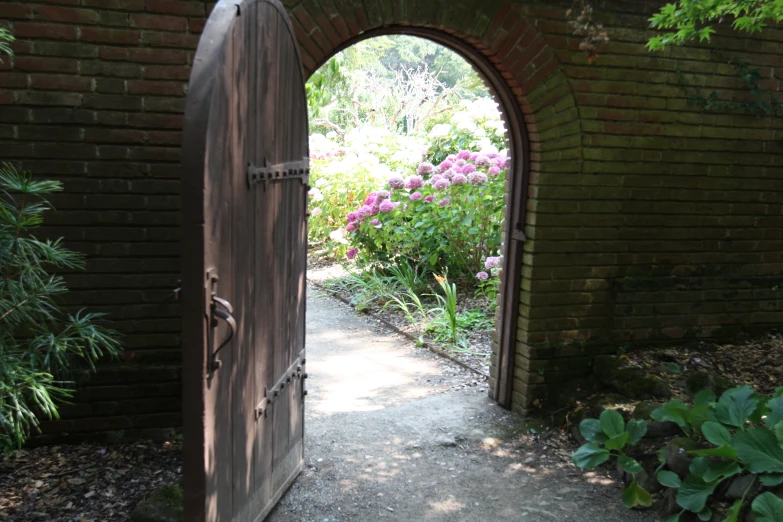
xmin=188 ymin=18 xmax=205 ymax=34
xmin=126 ymin=113 xmax=183 ymax=129
xmin=13 ymin=56 xmax=78 ymax=73
xmin=86 ymin=129 xmax=146 ymax=144
xmin=0 ymin=73 xmax=26 ymax=88
xmin=30 ymin=73 xmax=93 ymax=91
xmin=142 ymin=31 xmax=199 ymax=49
xmin=13 ymin=22 xmax=78 ymax=40
xmin=145 ymin=0 xmax=204 ymax=17
xmin=82 ymin=0 xmax=146 ymax=9
xmin=128 ymin=48 xmax=187 ymax=64
xmin=32 ymin=6 xmax=100 ymax=24
xmin=98 ymin=46 xmax=128 ymax=61
xmin=142 ymin=65 xmax=190 ymax=80
xmin=0 ymin=3 xmax=31 ymax=20
xmin=129 ymin=13 xmax=187 ymax=32
xmin=147 ymin=131 xmax=181 ymax=145
xmin=127 ymin=80 xmax=184 ymax=96
xmin=81 ymin=28 xmax=141 ymax=45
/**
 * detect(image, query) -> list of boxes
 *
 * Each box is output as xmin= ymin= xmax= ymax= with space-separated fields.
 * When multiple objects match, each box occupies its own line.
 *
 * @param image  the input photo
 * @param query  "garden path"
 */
xmin=266 ymin=286 xmax=658 ymax=522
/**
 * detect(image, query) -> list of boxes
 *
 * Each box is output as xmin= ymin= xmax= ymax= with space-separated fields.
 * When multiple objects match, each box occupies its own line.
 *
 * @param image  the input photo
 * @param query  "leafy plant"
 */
xmin=571 ymin=409 xmax=650 ymax=508
xmin=0 ymin=164 xmax=121 ymax=450
xmin=429 ymin=274 xmax=459 ymax=345
xmin=0 ymin=26 xmax=13 ymax=61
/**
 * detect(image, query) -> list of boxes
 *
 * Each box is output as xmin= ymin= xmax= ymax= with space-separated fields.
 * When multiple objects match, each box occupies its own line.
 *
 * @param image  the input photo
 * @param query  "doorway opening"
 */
xmin=302 ymin=31 xmax=528 ymax=408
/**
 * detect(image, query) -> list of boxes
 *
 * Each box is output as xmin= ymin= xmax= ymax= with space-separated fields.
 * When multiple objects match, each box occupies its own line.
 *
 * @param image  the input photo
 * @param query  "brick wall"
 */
xmin=2 ymin=0 xmax=782 ymax=430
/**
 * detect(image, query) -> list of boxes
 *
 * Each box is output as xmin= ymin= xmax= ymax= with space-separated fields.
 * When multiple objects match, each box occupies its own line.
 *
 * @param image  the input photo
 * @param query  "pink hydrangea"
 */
xmin=417 ymin=162 xmax=435 ymax=175
xmin=494 ymin=157 xmax=506 ymax=168
xmin=452 ymin=173 xmax=467 ymax=184
xmin=387 ymin=176 xmax=405 ymax=190
xmin=469 ymin=152 xmax=479 ymax=162
xmin=357 ymin=205 xmax=374 ymax=219
xmin=433 ymin=178 xmax=451 ymax=190
xmin=475 ymin=154 xmax=492 ymax=167
xmin=446 ymin=154 xmax=458 ymax=162
xmin=485 ymin=256 xmax=502 ymax=269
xmin=457 ymin=150 xmax=471 ymax=160
xmin=424 ymin=195 xmax=435 ymax=203
xmin=439 ymin=197 xmax=450 ymax=207
xmin=379 ymin=199 xmax=395 ymax=213
xmin=346 ymin=248 xmax=357 ymax=260
xmin=409 ymin=191 xmax=423 ymax=201
xmin=404 ymin=175 xmax=423 ymax=190
xmin=488 ymin=166 xmax=501 ymax=176
xmin=461 ymin=163 xmax=476 ymax=175
xmin=468 ymin=172 xmax=488 ymax=185
xmin=346 ymin=223 xmax=357 ymax=232
xmin=475 ymin=271 xmax=489 ymax=281
xmin=370 ymin=219 xmax=381 ymax=226
xmin=438 ymin=160 xmax=454 ymax=172
xmin=375 ymin=190 xmax=390 ymax=201
xmin=455 ymin=159 xmax=467 ymax=168
xmin=441 ymin=168 xmax=455 ymax=180
xmin=364 ymin=192 xmax=377 ymax=206
xmin=346 ymin=211 xmax=359 ymax=223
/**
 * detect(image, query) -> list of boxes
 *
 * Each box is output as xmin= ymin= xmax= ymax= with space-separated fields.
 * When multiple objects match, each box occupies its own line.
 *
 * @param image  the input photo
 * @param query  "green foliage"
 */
xmin=0 ymin=26 xmax=13 ymax=61
xmin=752 ymin=492 xmax=783 ymax=522
xmin=574 ymin=384 xmax=783 ymax=520
xmin=647 ymin=0 xmax=783 ymax=50
xmin=0 ymin=164 xmax=121 ymax=450
xmin=430 ymin=275 xmax=458 ymax=345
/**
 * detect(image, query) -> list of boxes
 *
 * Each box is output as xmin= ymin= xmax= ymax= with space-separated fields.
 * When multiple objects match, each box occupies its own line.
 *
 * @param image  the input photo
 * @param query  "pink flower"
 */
xmin=469 ymin=152 xmax=479 ymax=161
xmin=379 ymin=199 xmax=395 ymax=213
xmin=424 ymin=195 xmax=435 ymax=203
xmin=364 ymin=192 xmax=377 ymax=206
xmin=461 ymin=163 xmax=476 ymax=175
xmin=475 ymin=271 xmax=489 ymax=281
xmin=375 ymin=190 xmax=390 ymax=201
xmin=346 ymin=211 xmax=359 ymax=223
xmin=488 ymin=166 xmax=501 ymax=176
xmin=439 ymin=197 xmax=450 ymax=207
xmin=346 ymin=223 xmax=357 ymax=232
xmin=404 ymin=175 xmax=424 ymax=190
xmin=346 ymin=248 xmax=357 ymax=260
xmin=475 ymin=154 xmax=492 ymax=167
xmin=452 ymin=173 xmax=467 ymax=184
xmin=438 ymin=160 xmax=453 ymax=172
xmin=455 ymin=159 xmax=467 ymax=168
xmin=410 ymin=191 xmax=423 ymax=201
xmin=494 ymin=157 xmax=506 ymax=168
xmin=357 ymin=205 xmax=374 ymax=220
xmin=388 ymin=176 xmax=405 ymax=190
xmin=370 ymin=219 xmax=381 ymax=226
xmin=433 ymin=178 xmax=451 ymax=190
xmin=446 ymin=154 xmax=458 ymax=162
xmin=457 ymin=150 xmax=471 ymax=160
xmin=417 ymin=162 xmax=435 ymax=175
xmin=485 ymin=256 xmax=502 ymax=269
xmin=468 ymin=172 xmax=488 ymax=185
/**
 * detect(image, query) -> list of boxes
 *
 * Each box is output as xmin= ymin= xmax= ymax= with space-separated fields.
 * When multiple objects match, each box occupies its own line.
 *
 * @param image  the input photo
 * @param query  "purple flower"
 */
xmin=461 ymin=163 xmax=476 ymax=175
xmin=457 ymin=150 xmax=471 ymax=160
xmin=424 ymin=195 xmax=435 ymax=203
xmin=388 ymin=176 xmax=405 ymax=190
xmin=370 ymin=219 xmax=381 ymax=226
xmin=446 ymin=154 xmax=458 ymax=162
xmin=468 ymin=172 xmax=488 ymax=185
xmin=417 ymin=162 xmax=435 ymax=175
xmin=410 ymin=191 xmax=423 ymax=201
xmin=485 ymin=256 xmax=502 ymax=269
xmin=438 ymin=160 xmax=453 ymax=173
xmin=404 ymin=175 xmax=424 ymax=190
xmin=375 ymin=190 xmax=390 ymax=201
xmin=346 ymin=248 xmax=357 ymax=260
xmin=487 ymin=152 xmax=499 ymax=159
xmin=455 ymin=159 xmax=467 ymax=168
xmin=469 ymin=152 xmax=479 ymax=162
xmin=439 ymin=197 xmax=451 ymax=207
xmin=364 ymin=192 xmax=377 ymax=206
xmin=494 ymin=157 xmax=507 ymax=168
xmin=357 ymin=205 xmax=374 ymax=220
xmin=433 ymin=178 xmax=451 ymax=190
xmin=475 ymin=271 xmax=489 ymax=281
xmin=346 ymin=211 xmax=359 ymax=223
xmin=488 ymin=166 xmax=501 ymax=176
xmin=452 ymin=173 xmax=468 ymax=184
xmin=346 ymin=223 xmax=357 ymax=232
xmin=475 ymin=154 xmax=492 ymax=167
xmin=441 ymin=169 xmax=455 ymax=180
xmin=379 ymin=199 xmax=395 ymax=213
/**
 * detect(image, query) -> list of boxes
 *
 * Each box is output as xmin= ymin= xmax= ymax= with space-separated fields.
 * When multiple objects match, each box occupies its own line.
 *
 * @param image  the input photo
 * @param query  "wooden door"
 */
xmin=180 ymin=1 xmax=308 ymax=520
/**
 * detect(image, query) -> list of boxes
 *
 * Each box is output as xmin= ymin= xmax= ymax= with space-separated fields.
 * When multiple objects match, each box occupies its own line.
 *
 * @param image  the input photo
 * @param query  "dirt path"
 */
xmin=267 ymin=287 xmax=659 ymax=522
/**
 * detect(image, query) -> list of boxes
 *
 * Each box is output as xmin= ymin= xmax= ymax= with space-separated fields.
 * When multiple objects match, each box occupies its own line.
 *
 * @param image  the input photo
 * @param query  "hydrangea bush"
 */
xmin=343 ymin=150 xmax=509 ymax=286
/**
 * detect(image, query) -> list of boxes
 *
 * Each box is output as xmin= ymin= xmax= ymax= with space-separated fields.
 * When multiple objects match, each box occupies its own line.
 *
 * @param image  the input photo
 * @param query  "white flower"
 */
xmin=308 ymin=187 xmax=324 ymax=201
xmin=310 ymin=207 xmax=322 ymax=217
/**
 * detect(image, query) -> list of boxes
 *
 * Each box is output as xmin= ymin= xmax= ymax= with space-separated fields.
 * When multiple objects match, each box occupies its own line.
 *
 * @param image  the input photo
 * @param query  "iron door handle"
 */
xmin=211 ymin=297 xmax=236 ymax=372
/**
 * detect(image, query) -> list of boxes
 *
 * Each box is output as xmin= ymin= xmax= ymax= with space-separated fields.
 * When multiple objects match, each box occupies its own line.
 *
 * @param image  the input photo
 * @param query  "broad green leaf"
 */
xmin=690 ymin=444 xmax=738 ymax=459
xmin=605 ymin=432 xmax=630 ymax=451
xmin=572 ymin=443 xmax=610 ymax=469
xmin=776 ymin=422 xmax=783 ymax=445
xmin=651 ymin=401 xmax=691 ymax=431
xmin=724 ymin=499 xmax=743 ymax=522
xmin=579 ymin=418 xmax=608 ymax=444
xmin=697 ymin=506 xmax=712 ymax=521
xmin=626 ymin=419 xmax=647 ymax=444
xmin=690 ymin=404 xmax=716 ymax=433
xmin=766 ymin=395 xmax=783 ymax=428
xmin=702 ymin=421 xmax=732 ymax=447
xmin=689 ymin=457 xmax=709 ymax=477
xmin=460 ymin=217 xmax=472 ymax=226
xmin=600 ymin=409 xmax=625 ymax=438
xmin=701 ymin=461 xmax=740 ymax=482
xmin=676 ymin=475 xmax=721 ymax=513
xmin=657 ymin=470 xmax=682 ymax=488
xmin=622 ymin=479 xmax=653 ymax=509
xmin=732 ymin=428 xmax=783 ymax=474
xmin=760 ymin=474 xmax=783 ymax=487
xmin=716 ymin=386 xmax=758 ymax=429
xmin=751 ymin=492 xmax=783 ymax=522
xmin=619 ymin=455 xmax=644 ymax=474
xmin=774 ymin=387 xmax=783 ymax=398
xmin=666 ymin=512 xmax=682 ymax=522
xmin=694 ymin=389 xmax=716 ymax=407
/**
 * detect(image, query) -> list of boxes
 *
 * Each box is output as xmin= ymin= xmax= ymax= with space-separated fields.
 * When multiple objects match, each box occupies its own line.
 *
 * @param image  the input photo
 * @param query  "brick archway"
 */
xmin=285 ymin=0 xmax=582 ymax=411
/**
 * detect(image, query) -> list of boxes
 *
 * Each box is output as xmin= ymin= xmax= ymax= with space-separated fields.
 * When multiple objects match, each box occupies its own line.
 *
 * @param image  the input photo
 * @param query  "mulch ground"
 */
xmin=0 ymin=439 xmax=181 ymax=521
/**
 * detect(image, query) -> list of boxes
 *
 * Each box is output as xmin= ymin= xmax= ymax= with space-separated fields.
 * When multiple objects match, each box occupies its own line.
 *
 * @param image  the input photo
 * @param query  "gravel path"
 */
xmin=267 ymin=287 xmax=660 ymax=522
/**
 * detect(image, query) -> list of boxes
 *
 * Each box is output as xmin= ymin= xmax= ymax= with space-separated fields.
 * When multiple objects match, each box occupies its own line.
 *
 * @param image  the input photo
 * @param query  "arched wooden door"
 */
xmin=180 ymin=0 xmax=308 ymax=520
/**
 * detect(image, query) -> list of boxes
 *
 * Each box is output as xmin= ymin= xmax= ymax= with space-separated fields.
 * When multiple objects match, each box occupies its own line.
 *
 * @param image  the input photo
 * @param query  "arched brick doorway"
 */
xmin=287 ymin=0 xmax=582 ymax=412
